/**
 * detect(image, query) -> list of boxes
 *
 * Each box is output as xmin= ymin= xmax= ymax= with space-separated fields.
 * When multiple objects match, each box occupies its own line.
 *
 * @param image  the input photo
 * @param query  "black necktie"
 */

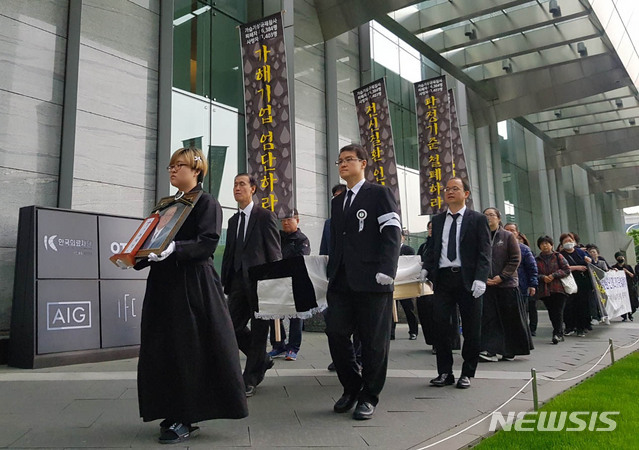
xmin=234 ymin=211 xmax=246 ymax=271
xmin=343 ymin=190 xmax=353 ymax=214
xmin=447 ymin=213 xmax=460 ymax=262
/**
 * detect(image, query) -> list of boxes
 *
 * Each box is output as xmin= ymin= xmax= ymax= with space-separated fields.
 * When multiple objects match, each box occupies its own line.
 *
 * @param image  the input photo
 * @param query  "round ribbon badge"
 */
xmin=356 ymin=209 xmax=367 ymax=232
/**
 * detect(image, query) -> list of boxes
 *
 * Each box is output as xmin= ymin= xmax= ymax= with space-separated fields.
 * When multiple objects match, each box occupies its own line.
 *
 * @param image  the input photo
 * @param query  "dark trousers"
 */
xmin=269 ymin=318 xmax=303 ymax=352
xmin=527 ymin=296 xmax=538 ymax=332
xmin=542 ymin=293 xmax=567 ymax=337
xmin=391 ymin=298 xmax=419 ymax=337
xmin=227 ymin=272 xmax=269 ymax=386
xmin=416 ymin=294 xmax=461 ymax=348
xmin=432 ymin=269 xmax=482 ymax=378
xmin=325 ymin=288 xmax=392 ymax=406
xmin=563 ymin=292 xmax=590 ymax=332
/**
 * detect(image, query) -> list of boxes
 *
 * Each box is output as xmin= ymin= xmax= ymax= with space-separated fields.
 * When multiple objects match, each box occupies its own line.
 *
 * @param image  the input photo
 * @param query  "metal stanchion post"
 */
xmin=531 ymin=368 xmax=539 ymax=411
xmin=609 ymin=338 xmax=615 ymax=364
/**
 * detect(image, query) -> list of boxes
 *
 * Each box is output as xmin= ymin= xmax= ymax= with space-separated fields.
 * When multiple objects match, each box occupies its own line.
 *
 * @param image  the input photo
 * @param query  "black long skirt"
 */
xmin=481 ymin=287 xmax=533 ymax=356
xmin=137 ymin=260 xmax=248 ymax=424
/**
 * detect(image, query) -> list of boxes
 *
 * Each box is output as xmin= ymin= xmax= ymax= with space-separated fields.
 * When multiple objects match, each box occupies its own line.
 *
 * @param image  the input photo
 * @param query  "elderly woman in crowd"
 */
xmin=559 ymin=232 xmax=593 ymax=337
xmin=504 ymin=223 xmax=539 ymax=336
xmin=536 ymin=235 xmax=572 ymax=344
xmin=479 ymin=208 xmax=531 ymax=362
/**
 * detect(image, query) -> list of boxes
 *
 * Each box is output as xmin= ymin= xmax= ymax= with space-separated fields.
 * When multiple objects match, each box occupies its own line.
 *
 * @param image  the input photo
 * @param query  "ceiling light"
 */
xmin=554 ymin=110 xmax=562 ymax=118
xmin=464 ymin=25 xmax=477 ymax=40
xmin=616 ymin=98 xmax=623 ymax=108
xmin=549 ymin=0 xmax=561 ymax=17
xmin=502 ymin=60 xmax=512 ymax=73
xmin=577 ymin=42 xmax=588 ymax=57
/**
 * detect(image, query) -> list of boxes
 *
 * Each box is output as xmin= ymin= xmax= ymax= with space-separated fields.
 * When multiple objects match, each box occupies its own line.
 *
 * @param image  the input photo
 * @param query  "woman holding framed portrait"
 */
xmin=133 ymin=147 xmax=248 ymax=444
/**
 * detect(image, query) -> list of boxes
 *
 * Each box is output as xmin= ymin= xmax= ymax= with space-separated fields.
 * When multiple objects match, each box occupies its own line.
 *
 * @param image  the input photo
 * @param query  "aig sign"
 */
xmin=47 ymin=301 xmax=92 ymax=330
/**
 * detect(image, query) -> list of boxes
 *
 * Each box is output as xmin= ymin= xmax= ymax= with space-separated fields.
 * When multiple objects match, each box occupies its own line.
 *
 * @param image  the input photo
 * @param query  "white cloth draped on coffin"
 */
xmin=251 ymin=255 xmax=423 ymax=320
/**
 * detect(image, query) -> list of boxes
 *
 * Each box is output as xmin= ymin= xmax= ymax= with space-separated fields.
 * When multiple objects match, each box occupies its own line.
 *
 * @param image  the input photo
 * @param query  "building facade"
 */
xmin=1 ymin=0 xmax=636 ymax=348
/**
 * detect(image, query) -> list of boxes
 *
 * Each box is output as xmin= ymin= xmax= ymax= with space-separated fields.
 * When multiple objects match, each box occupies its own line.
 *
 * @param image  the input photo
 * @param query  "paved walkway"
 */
xmin=1 ymin=315 xmax=638 ymax=449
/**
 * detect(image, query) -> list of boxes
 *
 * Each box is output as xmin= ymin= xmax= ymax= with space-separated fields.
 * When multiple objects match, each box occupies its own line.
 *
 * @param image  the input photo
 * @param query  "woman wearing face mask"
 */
xmin=612 ymin=252 xmax=638 ymax=321
xmin=559 ymin=233 xmax=593 ymax=337
xmin=479 ymin=208 xmax=532 ymax=362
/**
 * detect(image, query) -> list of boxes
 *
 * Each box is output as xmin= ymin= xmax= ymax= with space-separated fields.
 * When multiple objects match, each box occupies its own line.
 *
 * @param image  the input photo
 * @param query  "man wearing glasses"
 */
xmin=422 ymin=177 xmax=491 ymax=389
xmin=325 ymin=144 xmax=401 ymax=420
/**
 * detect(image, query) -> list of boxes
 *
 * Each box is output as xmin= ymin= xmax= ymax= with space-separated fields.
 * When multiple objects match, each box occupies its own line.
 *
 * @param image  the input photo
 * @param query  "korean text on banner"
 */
xmin=353 ymin=78 xmax=401 ymax=210
xmin=239 ymin=12 xmax=293 ymax=217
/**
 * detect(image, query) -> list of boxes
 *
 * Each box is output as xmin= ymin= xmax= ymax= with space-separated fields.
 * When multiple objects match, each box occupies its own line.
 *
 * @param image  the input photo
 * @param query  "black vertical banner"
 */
xmin=415 ymin=76 xmax=451 ymax=215
xmin=448 ymin=89 xmax=473 ymax=209
xmin=240 ymin=12 xmax=293 ymax=217
xmin=353 ymin=78 xmax=400 ymax=209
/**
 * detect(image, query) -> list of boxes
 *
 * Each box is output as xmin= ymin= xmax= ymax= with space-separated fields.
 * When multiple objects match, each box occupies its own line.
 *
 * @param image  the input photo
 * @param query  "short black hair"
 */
xmin=339 ymin=143 xmax=368 ymax=161
xmin=615 ymin=251 xmax=625 ymax=259
xmin=332 ymin=184 xmax=346 ymax=196
xmin=537 ymin=235 xmax=554 ymax=249
xmin=446 ymin=176 xmax=470 ymax=193
xmin=235 ymin=173 xmax=256 ymax=188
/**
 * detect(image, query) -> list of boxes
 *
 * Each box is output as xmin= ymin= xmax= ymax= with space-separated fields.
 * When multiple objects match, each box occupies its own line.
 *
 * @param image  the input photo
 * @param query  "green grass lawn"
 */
xmin=475 ymin=350 xmax=639 ymax=449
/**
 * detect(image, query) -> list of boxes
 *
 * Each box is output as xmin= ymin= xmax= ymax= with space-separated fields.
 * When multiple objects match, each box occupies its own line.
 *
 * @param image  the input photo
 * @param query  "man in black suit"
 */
xmin=326 ymin=144 xmax=401 ymax=420
xmin=422 ymin=177 xmax=491 ymax=389
xmin=221 ymin=173 xmax=282 ymax=397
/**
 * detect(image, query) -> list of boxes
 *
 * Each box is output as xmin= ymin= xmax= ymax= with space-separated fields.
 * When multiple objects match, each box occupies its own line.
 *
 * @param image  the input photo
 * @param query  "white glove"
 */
xmin=116 ymin=260 xmax=131 ymax=270
xmin=148 ymin=241 xmax=175 ymax=262
xmin=471 ymin=280 xmax=486 ymax=298
xmin=419 ymin=269 xmax=429 ymax=283
xmin=376 ymin=272 xmax=394 ymax=285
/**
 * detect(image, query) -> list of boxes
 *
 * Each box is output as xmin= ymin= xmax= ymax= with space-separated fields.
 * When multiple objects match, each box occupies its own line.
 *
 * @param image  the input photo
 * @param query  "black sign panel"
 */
xmin=37 ymin=210 xmax=98 ymax=279
xmin=98 ymin=216 xmax=149 ymax=279
xmin=37 ymin=280 xmax=100 ymax=354
xmin=100 ymin=280 xmax=145 ymax=348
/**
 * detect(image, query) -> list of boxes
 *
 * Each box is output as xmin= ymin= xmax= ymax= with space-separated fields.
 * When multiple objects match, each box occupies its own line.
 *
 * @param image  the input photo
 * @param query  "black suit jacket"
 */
xmin=423 ymin=208 xmax=491 ymax=291
xmin=221 ymin=204 xmax=282 ymax=294
xmin=327 ymin=181 xmax=401 ymax=292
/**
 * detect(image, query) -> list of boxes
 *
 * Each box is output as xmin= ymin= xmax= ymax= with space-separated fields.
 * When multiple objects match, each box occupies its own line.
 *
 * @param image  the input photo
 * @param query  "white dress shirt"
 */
xmin=438 ymin=205 xmax=466 ymax=268
xmin=343 ymin=178 xmax=365 ymax=209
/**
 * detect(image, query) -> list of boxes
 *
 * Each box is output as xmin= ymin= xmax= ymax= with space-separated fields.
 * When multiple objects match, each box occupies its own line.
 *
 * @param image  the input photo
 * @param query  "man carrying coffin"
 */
xmin=325 ymin=144 xmax=401 ymax=420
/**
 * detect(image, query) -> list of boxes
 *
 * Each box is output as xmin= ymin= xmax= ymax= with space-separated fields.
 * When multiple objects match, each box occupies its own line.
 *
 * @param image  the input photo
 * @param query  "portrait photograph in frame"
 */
xmin=135 ymin=190 xmax=203 ymax=259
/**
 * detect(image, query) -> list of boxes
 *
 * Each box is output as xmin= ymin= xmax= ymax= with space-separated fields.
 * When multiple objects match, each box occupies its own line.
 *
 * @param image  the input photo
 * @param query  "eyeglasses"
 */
xmin=484 ymin=213 xmax=499 ymax=218
xmin=166 ymin=163 xmax=189 ymax=172
xmin=335 ymin=157 xmax=363 ymax=166
xmin=443 ymin=186 xmax=463 ymax=193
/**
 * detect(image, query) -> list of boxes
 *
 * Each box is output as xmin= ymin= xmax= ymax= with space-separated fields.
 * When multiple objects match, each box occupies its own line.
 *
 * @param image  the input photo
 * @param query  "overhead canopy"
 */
xmin=316 ymin=0 xmax=639 ymax=205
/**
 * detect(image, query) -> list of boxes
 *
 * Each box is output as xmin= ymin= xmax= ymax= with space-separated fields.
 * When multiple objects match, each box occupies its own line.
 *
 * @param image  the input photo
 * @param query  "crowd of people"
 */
xmin=127 ymin=145 xmax=637 ymax=444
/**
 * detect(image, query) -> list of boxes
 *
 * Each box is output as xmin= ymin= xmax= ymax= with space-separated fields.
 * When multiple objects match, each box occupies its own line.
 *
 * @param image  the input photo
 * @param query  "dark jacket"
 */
xmin=488 ymin=227 xmax=520 ymax=289
xmin=423 ymin=208 xmax=491 ymax=292
xmin=535 ymin=251 xmax=571 ymax=298
xmin=327 ymin=181 xmax=401 ymax=292
xmin=400 ymin=243 xmax=415 ymax=256
xmin=319 ymin=219 xmax=330 ymax=255
xmin=280 ymin=228 xmax=311 ymax=259
xmin=517 ymin=243 xmax=538 ymax=295
xmin=135 ymin=186 xmax=248 ymax=423
xmin=221 ymin=203 xmax=282 ymax=294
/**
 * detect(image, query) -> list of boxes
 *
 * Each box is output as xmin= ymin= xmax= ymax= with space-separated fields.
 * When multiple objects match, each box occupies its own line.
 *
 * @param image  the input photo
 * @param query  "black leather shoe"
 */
xmin=430 ymin=373 xmax=454 ymax=387
xmin=333 ymin=393 xmax=358 ymax=413
xmin=245 ymin=385 xmax=256 ymax=397
xmin=256 ymin=356 xmax=275 ymax=386
xmin=352 ymin=401 xmax=375 ymax=420
xmin=456 ymin=376 xmax=471 ymax=389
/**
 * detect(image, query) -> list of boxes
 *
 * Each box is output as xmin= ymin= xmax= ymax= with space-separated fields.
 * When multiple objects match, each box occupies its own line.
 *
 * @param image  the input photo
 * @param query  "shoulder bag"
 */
xmin=556 ymin=253 xmax=578 ymax=294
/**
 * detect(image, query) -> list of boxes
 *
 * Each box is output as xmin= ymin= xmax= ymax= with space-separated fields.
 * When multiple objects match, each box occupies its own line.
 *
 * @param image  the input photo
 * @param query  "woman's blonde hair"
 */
xmin=169 ymin=147 xmax=208 ymax=182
